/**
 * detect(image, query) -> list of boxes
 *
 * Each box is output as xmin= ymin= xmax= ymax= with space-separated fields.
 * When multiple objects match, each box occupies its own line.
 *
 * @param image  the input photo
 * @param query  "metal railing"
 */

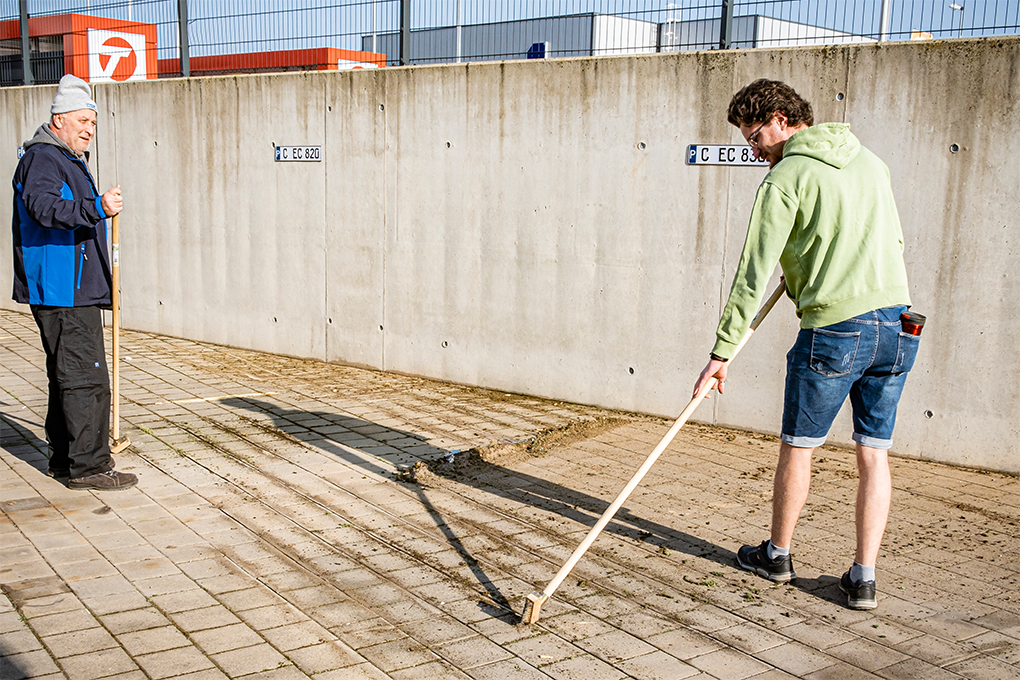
xmin=3 ymin=1 xmax=1018 ymax=86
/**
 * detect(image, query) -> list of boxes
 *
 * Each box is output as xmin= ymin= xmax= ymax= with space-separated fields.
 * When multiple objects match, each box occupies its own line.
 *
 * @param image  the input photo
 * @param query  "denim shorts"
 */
xmin=782 ymin=306 xmax=920 ymax=450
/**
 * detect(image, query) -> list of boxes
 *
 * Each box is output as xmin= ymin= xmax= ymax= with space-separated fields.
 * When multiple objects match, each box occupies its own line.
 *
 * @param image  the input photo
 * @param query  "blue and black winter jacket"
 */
xmin=12 ymin=125 xmax=112 ymax=308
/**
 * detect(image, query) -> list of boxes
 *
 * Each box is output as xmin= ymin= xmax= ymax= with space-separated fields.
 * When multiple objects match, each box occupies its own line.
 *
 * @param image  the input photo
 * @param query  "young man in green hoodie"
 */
xmin=693 ymin=79 xmax=920 ymax=610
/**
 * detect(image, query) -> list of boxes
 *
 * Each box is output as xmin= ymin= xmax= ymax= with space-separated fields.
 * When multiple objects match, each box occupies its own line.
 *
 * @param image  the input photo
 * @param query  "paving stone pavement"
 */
xmin=2 ymin=308 xmax=1019 ymax=680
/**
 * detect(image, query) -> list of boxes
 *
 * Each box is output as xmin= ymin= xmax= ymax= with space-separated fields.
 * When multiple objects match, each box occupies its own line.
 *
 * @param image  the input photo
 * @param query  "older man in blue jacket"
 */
xmin=12 ymin=74 xmax=137 ymax=490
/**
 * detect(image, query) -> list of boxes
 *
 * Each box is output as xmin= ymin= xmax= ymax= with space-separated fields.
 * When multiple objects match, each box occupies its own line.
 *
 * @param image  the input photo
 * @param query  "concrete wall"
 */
xmin=3 ymin=38 xmax=1018 ymax=473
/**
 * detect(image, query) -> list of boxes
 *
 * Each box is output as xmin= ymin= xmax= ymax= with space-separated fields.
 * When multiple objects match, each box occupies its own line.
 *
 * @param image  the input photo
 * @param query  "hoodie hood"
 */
xmin=23 ymin=124 xmax=86 ymax=160
xmin=782 ymin=122 xmax=860 ymax=169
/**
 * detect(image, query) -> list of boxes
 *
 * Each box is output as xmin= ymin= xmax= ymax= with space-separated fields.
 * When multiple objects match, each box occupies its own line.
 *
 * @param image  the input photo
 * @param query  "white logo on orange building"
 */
xmin=88 ymin=29 xmax=148 ymax=82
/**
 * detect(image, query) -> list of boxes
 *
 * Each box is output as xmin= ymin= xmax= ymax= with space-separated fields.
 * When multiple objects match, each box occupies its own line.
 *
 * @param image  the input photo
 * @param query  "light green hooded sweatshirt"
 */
xmin=712 ymin=123 xmax=911 ymax=359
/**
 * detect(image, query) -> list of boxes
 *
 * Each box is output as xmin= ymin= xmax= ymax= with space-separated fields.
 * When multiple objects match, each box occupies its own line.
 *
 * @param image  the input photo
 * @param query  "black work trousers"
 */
xmin=31 ymin=306 xmax=113 ymax=478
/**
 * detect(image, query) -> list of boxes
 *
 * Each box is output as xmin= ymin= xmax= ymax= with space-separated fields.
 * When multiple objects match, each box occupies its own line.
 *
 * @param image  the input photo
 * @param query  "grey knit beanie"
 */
xmin=50 ymin=75 xmax=97 ymax=115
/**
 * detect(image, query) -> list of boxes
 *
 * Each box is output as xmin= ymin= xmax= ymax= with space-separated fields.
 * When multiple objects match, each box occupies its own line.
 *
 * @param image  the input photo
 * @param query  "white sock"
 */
xmin=766 ymin=540 xmax=789 ymax=560
xmin=850 ymin=562 xmax=875 ymax=583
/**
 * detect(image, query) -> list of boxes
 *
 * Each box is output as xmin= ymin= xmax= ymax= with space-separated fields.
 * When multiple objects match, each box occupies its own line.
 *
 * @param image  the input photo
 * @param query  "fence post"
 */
xmin=400 ymin=0 xmax=411 ymax=65
xmin=879 ymin=0 xmax=891 ymax=41
xmin=178 ymin=0 xmax=190 ymax=77
xmin=19 ymin=0 xmax=33 ymax=85
xmin=719 ymin=0 xmax=734 ymax=50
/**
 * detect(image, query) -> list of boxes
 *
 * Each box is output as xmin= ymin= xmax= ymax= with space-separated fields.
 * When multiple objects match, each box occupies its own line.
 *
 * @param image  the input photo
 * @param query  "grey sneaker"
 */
xmin=839 ymin=571 xmax=877 ymax=610
xmin=736 ymin=540 xmax=796 ymax=582
xmin=69 ymin=470 xmax=138 ymax=491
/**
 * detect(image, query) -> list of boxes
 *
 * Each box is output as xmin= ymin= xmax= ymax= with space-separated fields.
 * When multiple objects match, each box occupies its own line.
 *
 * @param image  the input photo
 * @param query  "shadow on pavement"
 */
xmin=790 ymin=573 xmax=844 ymax=605
xmin=1 ymin=412 xmax=47 ymax=463
xmin=223 ymin=398 xmax=739 ymax=607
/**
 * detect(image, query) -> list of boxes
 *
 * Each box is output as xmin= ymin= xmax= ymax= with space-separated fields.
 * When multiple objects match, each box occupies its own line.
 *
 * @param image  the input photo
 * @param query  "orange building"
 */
xmin=1 ymin=13 xmax=157 ymax=83
xmin=157 ymin=48 xmax=386 ymax=78
xmin=1 ymin=13 xmax=384 ymax=87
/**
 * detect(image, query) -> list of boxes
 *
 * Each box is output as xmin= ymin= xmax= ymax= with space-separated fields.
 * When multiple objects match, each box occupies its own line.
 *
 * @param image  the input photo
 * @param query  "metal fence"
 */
xmin=3 ymin=1 xmax=1019 ymax=86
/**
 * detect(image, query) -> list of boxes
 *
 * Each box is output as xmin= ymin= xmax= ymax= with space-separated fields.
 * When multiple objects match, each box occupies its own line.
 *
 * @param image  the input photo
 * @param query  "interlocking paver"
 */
xmin=615 ymin=650 xmax=702 ymax=680
xmin=435 ymin=635 xmax=514 ymax=668
xmin=40 ymin=626 xmax=120 ymax=658
xmin=755 ymin=641 xmax=837 ymax=677
xmin=285 ymin=640 xmax=364 ymax=673
xmin=356 ymin=638 xmax=443 ymax=672
xmin=943 ymin=655 xmax=1020 ymax=680
xmin=313 ymin=663 xmax=392 ymax=679
xmin=0 ymin=649 xmax=63 ymax=679
xmin=505 ymin=633 xmax=581 ymax=666
xmin=216 ymin=586 xmax=287 ymax=611
xmin=687 ymin=647 xmax=772 ymax=679
xmin=541 ymin=653 xmax=628 ymax=680
xmin=824 ymin=636 xmax=910 ymax=672
xmin=644 ymin=627 xmax=723 ymax=660
xmin=133 ymin=645 xmax=217 ymax=679
xmin=100 ymin=606 xmax=172 ymax=634
xmin=118 ymin=624 xmax=192 ymax=655
xmin=60 ymin=646 xmax=139 ymax=680
xmin=1 ymin=628 xmax=43 ymax=655
xmin=388 ymin=659 xmax=473 ymax=679
xmin=874 ymin=657 xmax=966 ymax=680
xmin=462 ymin=658 xmax=550 ymax=680
xmin=574 ymin=629 xmax=658 ymax=662
xmin=168 ymin=605 xmax=244 ymax=633
xmin=25 ymin=609 xmax=100 ymax=637
xmin=150 ymin=587 xmax=220 ymax=613
xmin=209 ymin=644 xmax=292 ymax=676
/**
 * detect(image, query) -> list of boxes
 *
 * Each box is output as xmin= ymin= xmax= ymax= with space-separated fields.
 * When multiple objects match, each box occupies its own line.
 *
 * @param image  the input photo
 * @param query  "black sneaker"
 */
xmin=69 ymin=470 xmax=138 ymax=491
xmin=736 ymin=540 xmax=796 ymax=582
xmin=46 ymin=467 xmax=70 ymax=479
xmin=839 ymin=571 xmax=877 ymax=610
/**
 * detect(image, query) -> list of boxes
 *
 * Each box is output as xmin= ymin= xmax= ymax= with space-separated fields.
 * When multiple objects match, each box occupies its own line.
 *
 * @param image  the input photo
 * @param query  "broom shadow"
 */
xmin=222 ymin=398 xmax=738 ymax=607
xmin=220 ymin=397 xmax=518 ymax=611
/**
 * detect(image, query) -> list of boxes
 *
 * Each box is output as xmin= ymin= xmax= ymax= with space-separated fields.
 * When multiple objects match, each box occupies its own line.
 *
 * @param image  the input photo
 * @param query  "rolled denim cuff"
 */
xmin=781 ymin=433 xmax=828 ymax=449
xmin=853 ymin=432 xmax=893 ymax=450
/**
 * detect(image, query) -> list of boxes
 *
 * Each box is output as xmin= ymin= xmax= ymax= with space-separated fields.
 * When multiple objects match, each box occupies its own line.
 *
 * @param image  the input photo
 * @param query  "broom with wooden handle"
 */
xmin=110 ymin=212 xmax=130 ymax=454
xmin=521 ymin=279 xmax=787 ymax=624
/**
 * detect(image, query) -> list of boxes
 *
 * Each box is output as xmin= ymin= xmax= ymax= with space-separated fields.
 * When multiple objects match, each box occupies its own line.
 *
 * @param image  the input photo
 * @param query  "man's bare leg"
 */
xmin=854 ymin=443 xmax=891 ymax=567
xmin=737 ymin=441 xmax=814 ymax=582
xmin=770 ymin=442 xmax=815 ymax=549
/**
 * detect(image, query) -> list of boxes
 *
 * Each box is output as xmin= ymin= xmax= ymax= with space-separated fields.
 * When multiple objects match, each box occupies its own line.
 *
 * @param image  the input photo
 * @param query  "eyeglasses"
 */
xmin=747 ymin=119 xmax=769 ymax=147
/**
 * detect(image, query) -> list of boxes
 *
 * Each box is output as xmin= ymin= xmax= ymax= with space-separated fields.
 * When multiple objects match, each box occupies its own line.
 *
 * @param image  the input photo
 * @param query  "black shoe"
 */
xmin=736 ymin=540 xmax=796 ymax=582
xmin=46 ymin=467 xmax=70 ymax=479
xmin=69 ymin=470 xmax=138 ymax=491
xmin=839 ymin=571 xmax=877 ymax=610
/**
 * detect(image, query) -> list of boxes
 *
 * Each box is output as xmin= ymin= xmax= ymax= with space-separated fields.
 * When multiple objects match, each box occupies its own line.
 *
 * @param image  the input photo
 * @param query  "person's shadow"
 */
xmin=1 ymin=411 xmax=51 ymax=474
xmin=220 ymin=397 xmax=743 ymax=611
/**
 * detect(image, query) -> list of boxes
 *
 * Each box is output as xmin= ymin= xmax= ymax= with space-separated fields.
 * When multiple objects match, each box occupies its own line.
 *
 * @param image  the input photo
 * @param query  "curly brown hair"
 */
xmin=727 ymin=79 xmax=814 ymax=128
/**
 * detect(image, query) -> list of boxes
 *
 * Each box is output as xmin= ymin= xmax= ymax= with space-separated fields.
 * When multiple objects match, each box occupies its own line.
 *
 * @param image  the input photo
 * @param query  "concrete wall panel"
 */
xmin=93 ymin=74 xmax=328 ymax=359
xmin=324 ymin=71 xmax=387 ymax=367
xmin=844 ymin=40 xmax=1020 ymax=470
xmin=3 ymin=38 xmax=1018 ymax=472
